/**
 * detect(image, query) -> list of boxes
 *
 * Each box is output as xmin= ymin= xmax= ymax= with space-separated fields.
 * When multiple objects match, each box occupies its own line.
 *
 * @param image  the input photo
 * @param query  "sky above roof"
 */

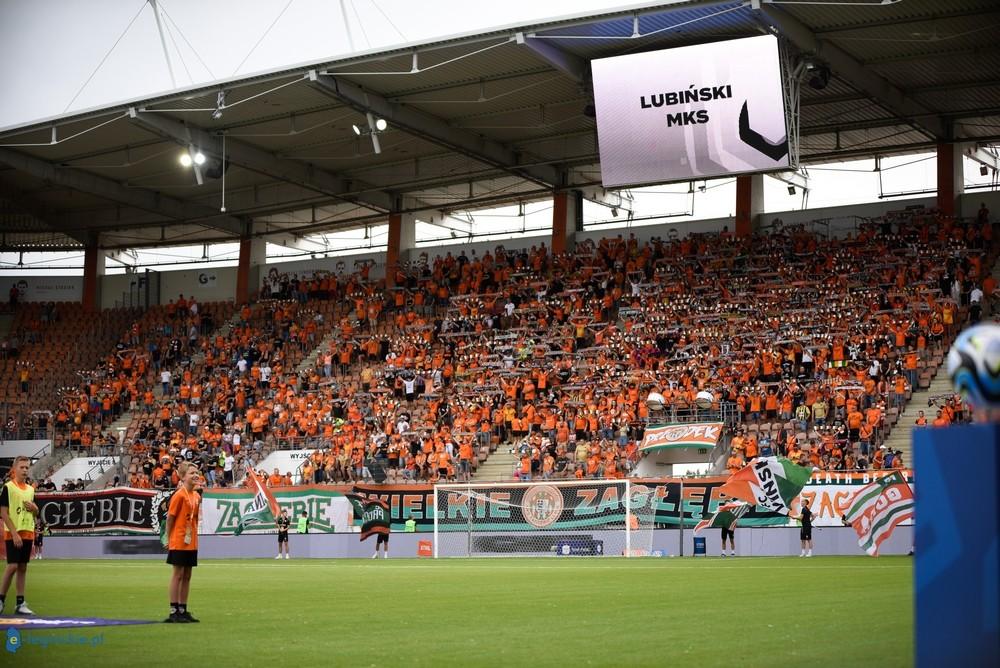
xmin=0 ymin=0 xmax=627 ymax=130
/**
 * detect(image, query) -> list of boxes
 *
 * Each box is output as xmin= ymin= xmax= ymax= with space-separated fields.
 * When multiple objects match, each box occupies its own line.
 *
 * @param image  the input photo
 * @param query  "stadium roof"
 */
xmin=1 ymin=0 xmax=998 ymax=251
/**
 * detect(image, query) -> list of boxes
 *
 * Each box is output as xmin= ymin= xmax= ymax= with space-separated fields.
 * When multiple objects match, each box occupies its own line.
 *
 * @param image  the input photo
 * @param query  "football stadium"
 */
xmin=0 ymin=0 xmax=998 ymax=665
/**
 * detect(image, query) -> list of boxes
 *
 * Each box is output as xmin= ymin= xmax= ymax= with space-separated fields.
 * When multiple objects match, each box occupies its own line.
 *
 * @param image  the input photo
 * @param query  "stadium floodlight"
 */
xmin=179 ymin=152 xmax=193 ymax=167
xmin=981 ymin=165 xmax=990 ymax=176
xmin=193 ymin=152 xmax=206 ymax=165
xmin=351 ymin=115 xmax=388 ymax=153
xmin=788 ymin=185 xmax=796 ymax=195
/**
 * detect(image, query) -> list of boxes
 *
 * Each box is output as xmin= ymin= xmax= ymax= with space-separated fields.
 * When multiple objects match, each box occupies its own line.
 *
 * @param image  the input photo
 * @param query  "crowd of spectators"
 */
xmin=30 ymin=207 xmax=995 ymax=491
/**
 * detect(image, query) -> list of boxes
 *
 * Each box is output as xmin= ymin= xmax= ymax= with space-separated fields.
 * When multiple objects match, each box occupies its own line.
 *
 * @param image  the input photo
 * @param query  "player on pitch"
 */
xmin=0 ymin=456 xmax=38 ymax=615
xmin=165 ymin=462 xmax=201 ymax=623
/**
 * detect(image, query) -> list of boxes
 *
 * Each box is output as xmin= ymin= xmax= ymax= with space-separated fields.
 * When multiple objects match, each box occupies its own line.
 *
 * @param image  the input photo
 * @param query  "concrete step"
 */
xmin=472 ymin=451 xmax=520 ymax=482
xmin=30 ymin=448 xmax=73 ymax=484
xmin=880 ymin=365 xmax=956 ymax=470
xmin=297 ymin=329 xmax=340 ymax=375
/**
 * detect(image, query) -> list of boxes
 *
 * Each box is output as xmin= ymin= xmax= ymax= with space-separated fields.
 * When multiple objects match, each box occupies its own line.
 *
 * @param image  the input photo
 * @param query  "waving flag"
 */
xmin=719 ymin=457 xmax=812 ymax=516
xmin=694 ymin=501 xmax=750 ymax=534
xmin=235 ymin=466 xmax=281 ymax=536
xmin=843 ymin=471 xmax=914 ymax=556
xmin=348 ymin=494 xmax=391 ymax=541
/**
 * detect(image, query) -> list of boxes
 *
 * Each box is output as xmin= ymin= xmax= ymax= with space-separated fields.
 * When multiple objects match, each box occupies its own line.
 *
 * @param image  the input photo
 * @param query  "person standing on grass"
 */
xmin=798 ymin=501 xmax=814 ymax=557
xmin=33 ymin=519 xmax=47 ymax=560
xmin=0 ymin=456 xmax=38 ymax=615
xmin=721 ymin=521 xmax=737 ymax=558
xmin=276 ymin=508 xmax=291 ymax=560
xmin=164 ymin=462 xmax=201 ymax=623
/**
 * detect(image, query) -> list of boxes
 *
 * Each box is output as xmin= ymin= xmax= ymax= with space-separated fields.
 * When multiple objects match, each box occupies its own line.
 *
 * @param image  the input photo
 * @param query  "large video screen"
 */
xmin=592 ymin=35 xmax=790 ymax=188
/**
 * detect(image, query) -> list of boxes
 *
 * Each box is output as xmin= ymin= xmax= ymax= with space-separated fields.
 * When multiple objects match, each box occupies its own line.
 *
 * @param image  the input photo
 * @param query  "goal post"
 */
xmin=432 ymin=480 xmax=659 ymax=558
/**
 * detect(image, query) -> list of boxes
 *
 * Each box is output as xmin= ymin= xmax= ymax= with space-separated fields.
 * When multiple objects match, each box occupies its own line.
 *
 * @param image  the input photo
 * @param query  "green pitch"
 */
xmin=7 ymin=557 xmax=912 ymax=667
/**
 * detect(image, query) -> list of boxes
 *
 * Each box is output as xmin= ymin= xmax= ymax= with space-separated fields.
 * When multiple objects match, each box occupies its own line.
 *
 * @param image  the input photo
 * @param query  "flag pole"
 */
xmin=678 ymin=478 xmax=685 ymax=557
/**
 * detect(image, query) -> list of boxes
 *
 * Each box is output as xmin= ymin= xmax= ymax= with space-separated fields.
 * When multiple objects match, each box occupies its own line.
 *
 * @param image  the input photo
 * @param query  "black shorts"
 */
xmin=277 ymin=531 xmax=289 ymax=544
xmin=800 ymin=528 xmax=812 ymax=541
xmin=721 ymin=527 xmax=735 ymax=541
xmin=34 ymin=536 xmax=43 ymax=547
xmin=376 ymin=533 xmax=389 ymax=546
xmin=166 ymin=550 xmax=198 ymax=567
xmin=5 ymin=539 xmax=32 ymax=564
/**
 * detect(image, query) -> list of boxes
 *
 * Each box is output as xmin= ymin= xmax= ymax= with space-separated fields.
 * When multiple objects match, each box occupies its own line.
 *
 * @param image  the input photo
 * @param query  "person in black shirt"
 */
xmin=798 ymin=502 xmax=814 ymax=557
xmin=275 ymin=509 xmax=291 ymax=560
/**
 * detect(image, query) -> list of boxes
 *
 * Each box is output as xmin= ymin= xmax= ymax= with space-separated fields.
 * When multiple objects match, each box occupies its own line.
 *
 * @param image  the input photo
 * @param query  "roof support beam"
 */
xmin=0 ymin=146 xmax=244 ymax=237
xmin=128 ymin=107 xmax=394 ymax=214
xmin=307 ymin=70 xmax=562 ymax=188
xmin=517 ymin=33 xmax=588 ymax=83
xmin=963 ymin=143 xmax=1000 ymax=173
xmin=757 ymin=4 xmax=949 ymax=140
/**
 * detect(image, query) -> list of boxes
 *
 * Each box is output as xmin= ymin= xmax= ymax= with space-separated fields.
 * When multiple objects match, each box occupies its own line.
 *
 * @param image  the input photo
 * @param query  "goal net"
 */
xmin=432 ymin=480 xmax=659 ymax=558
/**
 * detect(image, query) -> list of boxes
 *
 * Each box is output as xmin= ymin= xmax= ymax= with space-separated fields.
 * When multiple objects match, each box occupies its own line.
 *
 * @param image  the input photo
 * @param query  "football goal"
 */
xmin=432 ymin=480 xmax=659 ymax=557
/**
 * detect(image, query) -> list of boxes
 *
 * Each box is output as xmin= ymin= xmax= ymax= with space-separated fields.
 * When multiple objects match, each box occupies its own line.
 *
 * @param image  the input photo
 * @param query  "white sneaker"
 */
xmin=730 ymin=552 xmax=736 ymax=557
xmin=275 ymin=555 xmax=282 ymax=559
xmin=806 ymin=552 xmax=812 ymax=558
xmin=799 ymin=552 xmax=805 ymax=557
xmin=371 ymin=553 xmax=378 ymax=559
xmin=15 ymin=603 xmax=34 ymax=616
xmin=284 ymin=554 xmax=289 ymax=559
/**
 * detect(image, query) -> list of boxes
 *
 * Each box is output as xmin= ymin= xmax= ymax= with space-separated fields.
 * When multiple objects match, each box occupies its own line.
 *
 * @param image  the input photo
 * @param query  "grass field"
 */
xmin=2 ymin=557 xmax=912 ymax=667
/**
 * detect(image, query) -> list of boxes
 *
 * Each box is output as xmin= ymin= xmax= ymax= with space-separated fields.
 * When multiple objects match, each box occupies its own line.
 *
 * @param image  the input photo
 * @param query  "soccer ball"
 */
xmin=695 ymin=390 xmax=715 ymax=409
xmin=946 ymin=323 xmax=1000 ymax=408
xmin=645 ymin=391 xmax=666 ymax=411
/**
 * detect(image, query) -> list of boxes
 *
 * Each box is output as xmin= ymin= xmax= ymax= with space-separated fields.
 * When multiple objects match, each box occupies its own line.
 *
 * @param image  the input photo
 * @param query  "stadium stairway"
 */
xmin=296 ymin=327 xmax=339 ymax=375
xmin=87 ymin=408 xmax=141 ymax=489
xmin=882 ymin=361 xmax=953 ymax=470
xmin=471 ymin=448 xmax=519 ymax=482
xmin=29 ymin=445 xmax=74 ymax=485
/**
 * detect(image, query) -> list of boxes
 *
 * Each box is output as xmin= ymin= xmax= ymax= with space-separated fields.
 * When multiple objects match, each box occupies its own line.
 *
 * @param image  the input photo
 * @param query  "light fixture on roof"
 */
xmin=351 ymin=114 xmax=389 ymax=154
xmin=981 ymin=165 xmax=990 ymax=177
xmin=788 ymin=185 xmax=796 ymax=195
xmin=611 ymin=207 xmax=619 ymax=217
xmin=179 ymin=150 xmax=205 ymax=167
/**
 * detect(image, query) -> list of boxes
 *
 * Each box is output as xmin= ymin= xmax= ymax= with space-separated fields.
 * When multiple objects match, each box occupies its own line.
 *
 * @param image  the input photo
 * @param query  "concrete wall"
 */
xmin=41 ymin=525 xmax=912 ymax=559
xmin=0 ymin=439 xmax=50 ymax=458
xmin=267 ymin=248 xmax=388 ymax=279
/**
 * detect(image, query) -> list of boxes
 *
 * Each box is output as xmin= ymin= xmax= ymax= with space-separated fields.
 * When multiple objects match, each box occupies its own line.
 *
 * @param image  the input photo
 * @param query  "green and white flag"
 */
xmin=719 ymin=456 xmax=813 ymax=516
xmin=694 ymin=501 xmax=750 ymax=534
xmin=234 ymin=466 xmax=280 ymax=536
xmin=844 ymin=471 xmax=914 ymax=556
